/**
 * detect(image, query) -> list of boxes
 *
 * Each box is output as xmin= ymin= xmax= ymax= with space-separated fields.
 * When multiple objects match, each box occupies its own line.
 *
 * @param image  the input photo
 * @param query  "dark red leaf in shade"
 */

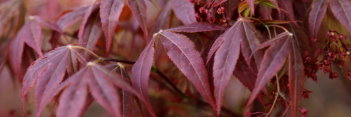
xmin=170 ymin=0 xmax=197 ymax=25
xmin=207 ymin=18 xmax=263 ymax=113
xmin=100 ymin=0 xmax=125 ymax=52
xmin=233 ymin=54 xmax=257 ymax=91
xmin=308 ymin=0 xmax=328 ymax=39
xmin=329 ymin=0 xmax=351 ymax=32
xmin=277 ymin=0 xmax=295 ymax=21
xmin=9 ymin=20 xmax=43 ymax=79
xmin=166 ymin=23 xmax=225 ymax=33
xmin=22 ymin=46 xmax=86 ymax=117
xmin=246 ymin=0 xmax=255 ymax=15
xmin=288 ymin=39 xmax=306 ymax=117
xmin=78 ymin=3 xmax=103 ymax=50
xmin=247 ymin=32 xmax=292 ymax=106
xmin=158 ymin=30 xmax=215 ymax=109
xmin=127 ymin=0 xmax=149 ymax=38
xmin=56 ymin=6 xmax=89 ymax=30
xmin=130 ymin=38 xmax=155 ymax=112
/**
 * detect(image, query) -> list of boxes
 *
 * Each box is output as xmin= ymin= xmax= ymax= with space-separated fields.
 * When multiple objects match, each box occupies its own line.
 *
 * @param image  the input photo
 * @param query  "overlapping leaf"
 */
xmin=128 ymin=0 xmax=149 ymax=37
xmin=329 ymin=0 xmax=351 ymax=32
xmin=207 ymin=18 xmax=263 ymax=113
xmin=247 ymin=32 xmax=292 ymax=105
xmin=22 ymin=46 xmax=86 ymax=117
xmin=56 ymin=6 xmax=89 ymax=30
xmin=54 ymin=63 xmax=155 ymax=117
xmin=131 ymin=23 xmax=223 ymax=114
xmin=308 ymin=0 xmax=328 ymax=39
xmin=158 ymin=30 xmax=215 ymax=109
xmin=211 ymin=21 xmax=242 ymax=114
xmin=78 ymin=3 xmax=103 ymax=50
xmin=100 ymin=0 xmax=125 ymax=52
xmin=170 ymin=0 xmax=197 ymax=25
xmin=56 ymin=68 xmax=90 ymax=117
xmin=288 ymin=39 xmax=305 ymax=117
xmin=233 ymin=55 xmax=257 ymax=91
xmin=131 ymin=38 xmax=155 ymax=107
xmin=277 ymin=0 xmax=295 ymax=21
xmin=9 ymin=20 xmax=43 ymax=79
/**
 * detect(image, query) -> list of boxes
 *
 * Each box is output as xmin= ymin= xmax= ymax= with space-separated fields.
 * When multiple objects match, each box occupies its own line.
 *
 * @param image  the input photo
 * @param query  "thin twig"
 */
xmin=101 ymin=58 xmax=135 ymax=64
xmin=265 ymin=76 xmax=281 ymax=117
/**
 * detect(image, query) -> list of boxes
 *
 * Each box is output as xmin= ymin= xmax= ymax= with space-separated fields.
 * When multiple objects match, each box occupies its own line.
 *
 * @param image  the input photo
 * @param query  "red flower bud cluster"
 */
xmin=303 ymin=51 xmax=318 ymax=81
xmin=302 ymin=89 xmax=312 ymax=99
xmin=304 ymin=30 xmax=351 ymax=80
xmin=194 ymin=0 xmax=228 ymax=25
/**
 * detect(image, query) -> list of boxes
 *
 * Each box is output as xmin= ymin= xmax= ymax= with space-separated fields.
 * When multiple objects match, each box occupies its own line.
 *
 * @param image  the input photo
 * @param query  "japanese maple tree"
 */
xmin=1 ymin=0 xmax=351 ymax=116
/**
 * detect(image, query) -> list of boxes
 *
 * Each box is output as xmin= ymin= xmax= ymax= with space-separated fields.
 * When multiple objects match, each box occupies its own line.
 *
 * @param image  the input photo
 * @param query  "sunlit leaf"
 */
xmin=159 ymin=30 xmax=215 ymax=109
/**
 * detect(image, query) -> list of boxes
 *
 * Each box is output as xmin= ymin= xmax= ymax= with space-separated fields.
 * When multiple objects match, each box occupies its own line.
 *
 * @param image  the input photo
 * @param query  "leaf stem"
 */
xmin=265 ymin=76 xmax=281 ymax=117
xmin=68 ymin=45 xmax=100 ymax=58
xmin=267 ymin=25 xmax=290 ymax=34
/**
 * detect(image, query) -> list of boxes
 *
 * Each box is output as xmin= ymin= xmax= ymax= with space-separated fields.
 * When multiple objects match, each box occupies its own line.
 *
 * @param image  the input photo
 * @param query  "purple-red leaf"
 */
xmin=248 ymin=32 xmax=292 ymax=105
xmin=131 ymin=38 xmax=155 ymax=104
xmin=34 ymin=62 xmax=156 ymax=117
xmin=277 ymin=0 xmax=295 ymax=21
xmin=158 ymin=30 xmax=215 ymax=109
xmin=308 ymin=0 xmax=328 ymax=39
xmin=241 ymin=21 xmax=263 ymax=66
xmin=170 ymin=0 xmax=197 ymax=25
xmin=57 ymin=6 xmax=89 ymax=30
xmin=212 ymin=21 xmax=242 ymax=114
xmin=207 ymin=18 xmax=263 ymax=113
xmin=22 ymin=46 xmax=86 ymax=117
xmin=288 ymin=39 xmax=305 ymax=117
xmin=78 ymin=3 xmax=103 ymax=50
xmin=166 ymin=23 xmax=225 ymax=33
xmin=128 ymin=0 xmax=149 ymax=38
xmin=233 ymin=55 xmax=257 ymax=91
xmin=90 ymin=64 xmax=156 ymax=117
xmin=9 ymin=20 xmax=43 ymax=79
xmin=56 ymin=68 xmax=89 ymax=117
xmin=100 ymin=0 xmax=125 ymax=52
xmin=330 ymin=0 xmax=351 ymax=32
